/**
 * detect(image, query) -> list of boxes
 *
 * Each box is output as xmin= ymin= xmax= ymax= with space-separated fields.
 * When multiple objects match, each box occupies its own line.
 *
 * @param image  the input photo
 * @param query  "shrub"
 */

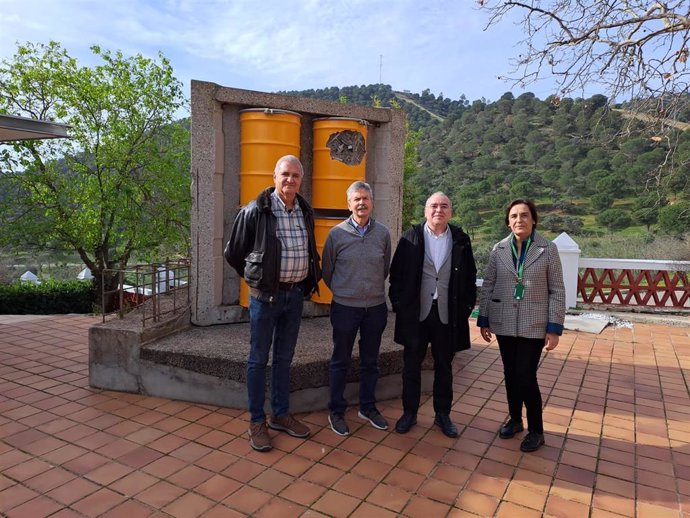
xmin=0 ymin=280 xmax=94 ymax=314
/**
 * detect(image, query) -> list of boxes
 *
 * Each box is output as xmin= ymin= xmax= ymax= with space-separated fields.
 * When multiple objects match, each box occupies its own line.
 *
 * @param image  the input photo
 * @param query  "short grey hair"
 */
xmin=346 ymin=180 xmax=373 ymax=201
xmin=425 ymin=191 xmax=452 ymax=208
xmin=274 ymin=155 xmax=304 ymax=176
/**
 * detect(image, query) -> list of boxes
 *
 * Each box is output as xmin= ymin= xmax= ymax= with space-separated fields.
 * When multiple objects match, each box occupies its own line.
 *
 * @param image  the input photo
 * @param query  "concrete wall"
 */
xmin=190 ymin=81 xmax=406 ymax=326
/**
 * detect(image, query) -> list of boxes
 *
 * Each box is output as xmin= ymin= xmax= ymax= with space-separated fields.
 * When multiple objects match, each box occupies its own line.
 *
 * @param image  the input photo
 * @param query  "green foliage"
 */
xmin=0 ymin=280 xmax=93 ymax=314
xmin=658 ymin=202 xmax=690 ymax=235
xmin=0 ymin=41 xmax=190 ymax=285
xmin=577 ymin=232 xmax=690 ymax=261
xmin=597 ymin=208 xmax=632 ymax=230
xmin=509 ymin=180 xmax=537 ymax=199
xmin=632 ymin=206 xmax=658 ymax=230
xmin=541 ymin=214 xmax=584 ymax=234
xmin=455 ymin=202 xmax=482 ymax=239
xmin=485 ymin=213 xmax=509 ymax=243
xmin=591 ymin=193 xmax=614 ymax=211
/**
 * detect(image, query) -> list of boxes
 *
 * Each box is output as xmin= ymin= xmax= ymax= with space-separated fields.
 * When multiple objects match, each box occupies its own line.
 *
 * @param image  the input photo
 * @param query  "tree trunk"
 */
xmin=92 ymin=270 xmax=122 ymax=313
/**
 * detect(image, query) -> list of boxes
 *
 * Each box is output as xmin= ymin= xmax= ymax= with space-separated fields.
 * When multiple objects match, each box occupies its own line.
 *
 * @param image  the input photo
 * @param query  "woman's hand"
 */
xmin=544 ymin=333 xmax=559 ymax=351
xmin=480 ymin=327 xmax=492 ymax=343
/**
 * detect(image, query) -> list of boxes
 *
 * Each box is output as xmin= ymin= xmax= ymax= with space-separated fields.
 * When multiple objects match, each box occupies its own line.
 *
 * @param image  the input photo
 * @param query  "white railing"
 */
xmin=579 ymin=258 xmax=690 ymax=271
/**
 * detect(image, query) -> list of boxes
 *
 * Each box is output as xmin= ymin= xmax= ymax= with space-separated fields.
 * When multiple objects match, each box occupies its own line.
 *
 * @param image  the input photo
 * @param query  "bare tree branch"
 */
xmin=480 ymin=0 xmax=690 ymax=120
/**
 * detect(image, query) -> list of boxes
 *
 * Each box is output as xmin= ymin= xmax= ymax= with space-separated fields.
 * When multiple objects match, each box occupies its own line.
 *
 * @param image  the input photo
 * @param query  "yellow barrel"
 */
xmin=312 ymin=118 xmax=368 ymax=210
xmin=310 ymin=217 xmax=343 ymax=304
xmin=240 ymin=108 xmax=302 ymax=205
xmin=239 ymin=108 xmax=302 ymax=307
xmin=239 ymin=278 xmax=250 ymax=309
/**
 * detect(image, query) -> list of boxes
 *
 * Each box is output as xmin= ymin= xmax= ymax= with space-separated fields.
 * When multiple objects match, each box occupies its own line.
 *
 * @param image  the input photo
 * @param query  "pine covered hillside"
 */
xmin=283 ymin=84 xmax=690 ymax=246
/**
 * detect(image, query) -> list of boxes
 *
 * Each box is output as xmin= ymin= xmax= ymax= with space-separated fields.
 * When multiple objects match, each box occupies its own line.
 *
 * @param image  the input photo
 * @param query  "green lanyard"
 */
xmin=510 ymin=234 xmax=532 ymax=299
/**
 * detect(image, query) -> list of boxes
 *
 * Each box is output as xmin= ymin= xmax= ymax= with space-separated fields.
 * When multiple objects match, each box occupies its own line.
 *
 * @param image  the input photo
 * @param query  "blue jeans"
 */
xmin=328 ymin=301 xmax=388 ymax=415
xmin=247 ymin=285 xmax=304 ymax=423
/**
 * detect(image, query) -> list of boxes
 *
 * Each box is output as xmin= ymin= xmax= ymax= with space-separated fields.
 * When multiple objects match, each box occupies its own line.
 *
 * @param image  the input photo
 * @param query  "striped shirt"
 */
xmin=271 ymin=191 xmax=309 ymax=283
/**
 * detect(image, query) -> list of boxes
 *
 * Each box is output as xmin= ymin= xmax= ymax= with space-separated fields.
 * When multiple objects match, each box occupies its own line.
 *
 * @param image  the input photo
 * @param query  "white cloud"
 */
xmin=0 ymin=0 xmax=568 ymax=103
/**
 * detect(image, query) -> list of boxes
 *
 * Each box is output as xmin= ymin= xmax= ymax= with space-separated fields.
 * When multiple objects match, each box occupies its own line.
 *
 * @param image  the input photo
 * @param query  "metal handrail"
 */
xmin=100 ymin=258 xmax=191 ymax=326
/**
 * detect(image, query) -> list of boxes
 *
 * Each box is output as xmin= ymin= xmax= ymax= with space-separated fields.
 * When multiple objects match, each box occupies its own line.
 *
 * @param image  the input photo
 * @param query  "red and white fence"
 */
xmin=552 ymin=233 xmax=690 ymax=310
xmin=577 ymin=258 xmax=689 ymax=309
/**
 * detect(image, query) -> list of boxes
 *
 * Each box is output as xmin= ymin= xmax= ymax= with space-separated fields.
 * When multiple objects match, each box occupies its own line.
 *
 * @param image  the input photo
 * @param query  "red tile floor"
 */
xmin=1 ymin=314 xmax=689 ymax=517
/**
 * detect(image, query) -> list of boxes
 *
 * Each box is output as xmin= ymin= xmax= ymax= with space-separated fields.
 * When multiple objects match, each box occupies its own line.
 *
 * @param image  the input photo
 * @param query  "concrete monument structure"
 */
xmin=190 ymin=80 xmax=406 ymax=325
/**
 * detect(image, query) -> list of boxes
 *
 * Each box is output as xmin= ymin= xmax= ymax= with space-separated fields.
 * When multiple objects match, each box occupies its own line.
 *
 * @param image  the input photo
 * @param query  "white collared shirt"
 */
xmin=424 ymin=224 xmax=450 ymax=299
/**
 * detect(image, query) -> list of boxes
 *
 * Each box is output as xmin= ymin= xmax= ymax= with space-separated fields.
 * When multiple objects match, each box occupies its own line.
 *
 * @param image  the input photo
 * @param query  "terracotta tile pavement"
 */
xmin=1 ymin=314 xmax=689 ymax=517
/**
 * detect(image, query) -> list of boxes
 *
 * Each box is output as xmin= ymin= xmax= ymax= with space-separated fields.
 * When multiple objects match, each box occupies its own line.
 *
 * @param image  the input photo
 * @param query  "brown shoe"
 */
xmin=268 ymin=414 xmax=310 ymax=438
xmin=248 ymin=421 xmax=272 ymax=451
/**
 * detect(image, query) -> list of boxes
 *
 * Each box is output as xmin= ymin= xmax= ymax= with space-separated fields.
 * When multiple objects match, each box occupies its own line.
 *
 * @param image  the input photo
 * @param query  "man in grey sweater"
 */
xmin=321 ymin=181 xmax=391 ymax=436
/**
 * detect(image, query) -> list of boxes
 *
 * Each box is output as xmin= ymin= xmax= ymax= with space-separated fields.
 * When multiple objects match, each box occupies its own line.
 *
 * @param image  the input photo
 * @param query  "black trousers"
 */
xmin=402 ymin=303 xmax=455 ymax=415
xmin=497 ymin=335 xmax=545 ymax=434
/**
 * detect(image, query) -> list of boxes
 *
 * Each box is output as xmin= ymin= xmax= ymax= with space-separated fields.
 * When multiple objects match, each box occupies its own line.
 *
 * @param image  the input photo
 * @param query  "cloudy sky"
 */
xmin=0 ymin=0 xmax=570 ymax=106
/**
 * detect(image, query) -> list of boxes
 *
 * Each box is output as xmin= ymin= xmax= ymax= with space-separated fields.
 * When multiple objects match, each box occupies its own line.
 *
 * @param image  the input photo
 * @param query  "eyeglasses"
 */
xmin=426 ymin=203 xmax=450 ymax=210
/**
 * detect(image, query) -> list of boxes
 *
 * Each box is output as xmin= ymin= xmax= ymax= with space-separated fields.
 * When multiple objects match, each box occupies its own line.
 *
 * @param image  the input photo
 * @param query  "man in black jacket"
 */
xmin=389 ymin=192 xmax=477 ymax=438
xmin=225 ymin=155 xmax=321 ymax=452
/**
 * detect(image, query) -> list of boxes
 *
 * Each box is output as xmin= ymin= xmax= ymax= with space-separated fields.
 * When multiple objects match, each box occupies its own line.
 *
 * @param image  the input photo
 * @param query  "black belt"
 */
xmin=278 ymin=281 xmax=301 ymax=291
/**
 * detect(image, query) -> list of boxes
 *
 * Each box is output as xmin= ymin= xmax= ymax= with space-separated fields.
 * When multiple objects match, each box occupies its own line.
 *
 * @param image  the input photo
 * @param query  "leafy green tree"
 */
xmin=454 ymin=201 xmax=482 ymax=240
xmin=596 ymin=208 xmax=632 ymax=230
xmin=555 ymin=142 xmax=584 ymax=164
xmin=485 ymin=213 xmax=509 ymax=242
xmin=596 ymin=174 xmax=627 ymax=197
xmin=662 ymin=166 xmax=690 ymax=196
xmin=522 ymin=143 xmax=542 ymax=164
xmin=509 ymin=180 xmax=536 ymax=199
xmin=632 ymin=207 xmax=658 ymax=231
xmin=551 ymin=111 xmax=572 ymax=136
xmin=0 ymin=41 xmax=189 ymax=306
xmin=658 ymin=202 xmax=690 ymax=235
xmin=541 ymin=215 xmax=584 ymax=235
xmin=591 ymin=193 xmax=614 ymax=211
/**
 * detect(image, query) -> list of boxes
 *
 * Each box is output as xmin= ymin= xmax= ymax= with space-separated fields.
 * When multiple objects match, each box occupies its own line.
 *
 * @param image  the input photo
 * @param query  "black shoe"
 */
xmin=434 ymin=413 xmax=458 ymax=438
xmin=499 ymin=418 xmax=524 ymax=439
xmin=520 ymin=431 xmax=545 ymax=452
xmin=395 ymin=412 xmax=417 ymax=434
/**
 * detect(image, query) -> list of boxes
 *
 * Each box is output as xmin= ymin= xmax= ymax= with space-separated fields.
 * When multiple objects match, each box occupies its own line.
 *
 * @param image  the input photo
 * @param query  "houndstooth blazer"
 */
xmin=478 ymin=231 xmax=565 ymax=339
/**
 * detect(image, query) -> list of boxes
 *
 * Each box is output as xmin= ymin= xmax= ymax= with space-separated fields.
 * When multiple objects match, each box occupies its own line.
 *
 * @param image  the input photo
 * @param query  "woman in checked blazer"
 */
xmin=478 ymin=199 xmax=565 ymax=453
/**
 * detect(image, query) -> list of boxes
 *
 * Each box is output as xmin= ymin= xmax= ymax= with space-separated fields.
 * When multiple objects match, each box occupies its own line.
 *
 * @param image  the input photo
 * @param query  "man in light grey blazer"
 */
xmin=389 ymin=192 xmax=477 ymax=438
xmin=478 ymin=199 xmax=565 ymax=452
